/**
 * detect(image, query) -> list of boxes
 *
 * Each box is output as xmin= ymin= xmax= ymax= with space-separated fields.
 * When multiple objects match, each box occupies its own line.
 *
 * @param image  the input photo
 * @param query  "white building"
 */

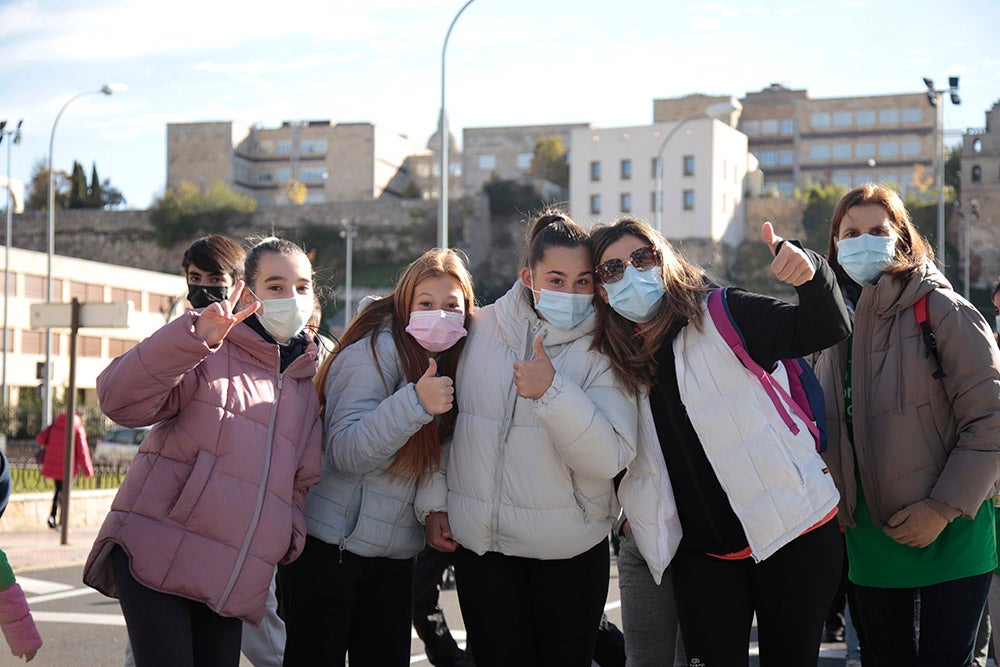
xmin=569 ymin=119 xmax=756 ymax=247
xmin=0 ymin=248 xmax=186 ymax=408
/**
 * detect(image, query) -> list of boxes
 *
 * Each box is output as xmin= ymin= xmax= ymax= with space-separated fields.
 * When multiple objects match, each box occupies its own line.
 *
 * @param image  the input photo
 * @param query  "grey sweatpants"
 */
xmin=617 ymin=530 xmax=686 ymax=666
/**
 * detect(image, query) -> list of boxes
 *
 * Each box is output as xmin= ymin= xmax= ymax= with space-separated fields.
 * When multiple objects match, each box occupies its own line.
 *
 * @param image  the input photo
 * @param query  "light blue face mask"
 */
xmin=530 ymin=276 xmax=594 ymax=331
xmin=836 ymin=234 xmax=897 ymax=285
xmin=603 ymin=265 xmax=666 ymax=323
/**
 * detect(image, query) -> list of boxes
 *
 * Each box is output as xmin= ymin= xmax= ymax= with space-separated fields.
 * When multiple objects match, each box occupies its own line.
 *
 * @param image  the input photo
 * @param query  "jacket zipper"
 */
xmin=490 ymin=319 xmax=543 ymax=549
xmin=219 ymin=372 xmax=284 ymax=607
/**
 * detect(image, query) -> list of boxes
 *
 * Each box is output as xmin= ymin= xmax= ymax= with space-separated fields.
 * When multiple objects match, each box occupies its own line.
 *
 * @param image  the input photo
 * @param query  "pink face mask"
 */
xmin=405 ymin=310 xmax=467 ymax=353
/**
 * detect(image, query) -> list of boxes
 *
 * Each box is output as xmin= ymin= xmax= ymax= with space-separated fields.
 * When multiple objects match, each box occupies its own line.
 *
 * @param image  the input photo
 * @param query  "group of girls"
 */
xmin=81 ymin=181 xmax=998 ymax=667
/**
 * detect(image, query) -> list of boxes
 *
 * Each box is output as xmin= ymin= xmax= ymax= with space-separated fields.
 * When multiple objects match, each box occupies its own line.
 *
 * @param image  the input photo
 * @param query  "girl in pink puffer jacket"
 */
xmin=0 ymin=449 xmax=42 ymax=661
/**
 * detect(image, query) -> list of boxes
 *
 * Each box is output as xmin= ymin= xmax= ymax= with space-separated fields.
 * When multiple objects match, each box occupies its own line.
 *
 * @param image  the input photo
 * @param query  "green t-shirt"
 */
xmin=842 ymin=334 xmax=999 ymax=588
xmin=994 ymin=498 xmax=1000 ymax=576
xmin=0 ymin=549 xmax=15 ymax=591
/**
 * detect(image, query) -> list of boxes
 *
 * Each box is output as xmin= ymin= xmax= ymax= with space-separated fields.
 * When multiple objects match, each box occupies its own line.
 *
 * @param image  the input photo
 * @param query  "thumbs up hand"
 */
xmin=415 ymin=358 xmax=455 ymax=415
xmin=762 ymin=222 xmax=815 ymax=287
xmin=513 ymin=335 xmax=556 ymax=399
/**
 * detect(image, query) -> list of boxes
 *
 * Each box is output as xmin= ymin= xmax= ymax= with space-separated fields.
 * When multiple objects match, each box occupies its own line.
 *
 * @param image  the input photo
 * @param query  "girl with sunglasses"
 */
xmin=419 ymin=210 xmax=637 ymax=666
xmin=590 ymin=217 xmax=850 ymax=666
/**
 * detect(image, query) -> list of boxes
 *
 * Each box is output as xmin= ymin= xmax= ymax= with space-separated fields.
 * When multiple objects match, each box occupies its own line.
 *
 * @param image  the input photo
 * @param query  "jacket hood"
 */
xmin=490 ymin=281 xmax=596 ymax=356
xmin=867 ymin=261 xmax=951 ymax=320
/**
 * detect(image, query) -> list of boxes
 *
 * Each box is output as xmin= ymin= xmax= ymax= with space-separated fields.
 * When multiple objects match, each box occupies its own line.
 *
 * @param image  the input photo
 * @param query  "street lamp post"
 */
xmin=923 ymin=76 xmax=960 ymax=268
xmin=44 ymin=84 xmax=124 ymax=427
xmin=1 ymin=120 xmax=23 ymax=410
xmin=654 ymin=100 xmax=741 ymax=235
xmin=438 ymin=0 xmax=477 ymax=249
xmin=340 ymin=220 xmax=358 ymax=329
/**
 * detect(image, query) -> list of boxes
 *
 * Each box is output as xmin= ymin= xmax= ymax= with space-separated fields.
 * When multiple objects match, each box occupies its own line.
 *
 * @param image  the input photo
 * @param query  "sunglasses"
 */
xmin=595 ymin=246 xmax=661 ymax=284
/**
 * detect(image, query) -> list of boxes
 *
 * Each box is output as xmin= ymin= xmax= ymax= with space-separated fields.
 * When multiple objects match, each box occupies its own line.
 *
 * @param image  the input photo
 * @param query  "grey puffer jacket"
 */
xmin=814 ymin=263 xmax=1000 ymax=527
xmin=418 ymin=283 xmax=637 ymax=560
xmin=304 ymin=330 xmax=434 ymax=559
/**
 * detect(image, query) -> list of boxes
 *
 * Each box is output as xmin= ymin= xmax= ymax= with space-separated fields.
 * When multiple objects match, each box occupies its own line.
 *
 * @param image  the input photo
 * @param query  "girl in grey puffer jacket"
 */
xmin=279 ymin=248 xmax=475 ymax=667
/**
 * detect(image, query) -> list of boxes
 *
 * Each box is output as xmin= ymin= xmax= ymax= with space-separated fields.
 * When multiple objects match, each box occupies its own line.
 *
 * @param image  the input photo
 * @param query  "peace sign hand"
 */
xmin=513 ymin=335 xmax=555 ymax=399
xmin=762 ymin=221 xmax=815 ymax=287
xmin=194 ymin=280 xmax=259 ymax=347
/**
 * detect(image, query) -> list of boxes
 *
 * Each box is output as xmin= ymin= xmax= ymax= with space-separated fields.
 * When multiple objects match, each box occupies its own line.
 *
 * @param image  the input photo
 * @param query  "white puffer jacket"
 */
xmin=417 ymin=283 xmax=638 ymax=560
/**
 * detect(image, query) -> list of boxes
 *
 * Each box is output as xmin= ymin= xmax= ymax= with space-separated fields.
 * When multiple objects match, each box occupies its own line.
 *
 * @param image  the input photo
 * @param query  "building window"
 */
xmin=742 ymin=120 xmax=761 ymax=136
xmin=21 ymin=330 xmax=43 ymax=355
xmin=79 ymin=336 xmax=102 ymax=358
xmin=833 ymin=111 xmax=853 ymax=127
xmin=972 ymin=166 xmax=982 ymax=183
xmin=590 ymin=194 xmax=601 ymax=215
xmin=620 ymin=193 xmax=632 ymax=213
xmin=901 ymin=140 xmax=921 ymax=157
xmin=516 ymin=153 xmax=533 ymax=170
xmin=258 ymin=171 xmax=274 ymax=183
xmin=620 ymin=159 xmax=632 ymax=180
xmin=682 ymin=189 xmax=695 ymax=210
xmin=71 ymin=282 xmax=104 ymax=302
xmin=832 ymin=143 xmax=852 ymax=159
xmin=276 ymin=140 xmax=292 ymax=154
xmin=759 ymin=151 xmax=777 ymax=166
xmin=761 ymin=119 xmax=779 ymax=135
xmin=24 ymin=275 xmax=45 ymax=299
xmin=811 ymin=113 xmax=831 ymax=128
xmin=304 ymin=193 xmax=326 ymax=204
xmin=878 ymin=142 xmax=899 ymax=157
xmin=300 ymin=167 xmax=326 ymax=181
xmin=856 ymin=110 xmax=875 ymax=126
xmin=151 ymin=294 xmax=175 ymax=315
xmin=879 ymin=109 xmax=899 ymax=125
xmin=590 ymin=161 xmax=601 ymax=181
xmin=779 ymin=119 xmax=795 ymax=134
xmin=901 ymin=108 xmax=922 ymax=123
xmin=108 ymin=338 xmax=135 ymax=358
xmin=478 ymin=154 xmax=496 ymax=171
xmin=300 ymin=139 xmax=327 ymax=154
xmin=779 ymin=150 xmax=796 ymax=165
xmin=832 ymin=174 xmax=852 ymax=187
xmin=855 ymin=142 xmax=875 ymax=159
xmin=810 ymin=145 xmax=830 ymax=160
xmin=275 ymin=168 xmax=291 ymax=183
xmin=682 ymin=155 xmax=695 ymax=176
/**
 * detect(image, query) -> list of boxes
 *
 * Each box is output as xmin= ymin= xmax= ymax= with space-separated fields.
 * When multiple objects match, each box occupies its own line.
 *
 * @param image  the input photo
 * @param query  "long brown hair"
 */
xmin=315 ymin=248 xmax=475 ymax=481
xmin=590 ymin=218 xmax=710 ymax=390
xmin=827 ymin=183 xmax=934 ymax=287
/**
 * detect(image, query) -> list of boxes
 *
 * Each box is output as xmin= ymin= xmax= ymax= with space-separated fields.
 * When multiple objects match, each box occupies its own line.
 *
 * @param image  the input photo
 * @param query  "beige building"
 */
xmin=461 ymin=123 xmax=590 ymax=195
xmin=167 ymin=120 xmax=425 ymax=205
xmin=656 ymin=85 xmax=938 ymax=196
xmin=569 ymin=119 xmax=756 ymax=247
xmin=0 ymin=248 xmax=186 ymax=408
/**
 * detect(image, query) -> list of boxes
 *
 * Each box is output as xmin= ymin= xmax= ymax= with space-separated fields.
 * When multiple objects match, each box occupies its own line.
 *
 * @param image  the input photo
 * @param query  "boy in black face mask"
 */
xmin=182 ymin=235 xmax=245 ymax=309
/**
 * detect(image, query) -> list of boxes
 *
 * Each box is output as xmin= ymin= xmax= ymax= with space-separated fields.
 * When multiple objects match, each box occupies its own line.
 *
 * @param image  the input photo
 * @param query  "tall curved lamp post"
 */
xmin=438 ymin=0 xmax=477 ymax=249
xmin=654 ymin=100 xmax=741 ymax=235
xmin=44 ymin=84 xmax=125 ymax=426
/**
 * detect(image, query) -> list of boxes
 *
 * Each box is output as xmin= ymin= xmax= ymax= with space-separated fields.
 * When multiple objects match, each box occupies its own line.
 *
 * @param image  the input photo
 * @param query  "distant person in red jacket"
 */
xmin=36 ymin=412 xmax=93 ymax=529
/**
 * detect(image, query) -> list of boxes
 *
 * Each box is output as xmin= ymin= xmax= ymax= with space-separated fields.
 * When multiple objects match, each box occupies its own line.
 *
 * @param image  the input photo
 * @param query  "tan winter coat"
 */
xmin=813 ymin=263 xmax=1000 ymax=528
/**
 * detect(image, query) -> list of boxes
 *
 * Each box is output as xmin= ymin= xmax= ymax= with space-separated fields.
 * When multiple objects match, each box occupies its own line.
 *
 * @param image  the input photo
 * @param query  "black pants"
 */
xmin=278 ymin=535 xmax=414 ymax=667
xmin=413 ymin=545 xmax=469 ymax=666
xmin=454 ymin=538 xmax=609 ymax=667
xmin=111 ymin=545 xmax=242 ymax=667
xmin=671 ymin=519 xmax=843 ymax=666
xmin=853 ymin=571 xmax=992 ymax=667
xmin=49 ymin=479 xmax=63 ymax=521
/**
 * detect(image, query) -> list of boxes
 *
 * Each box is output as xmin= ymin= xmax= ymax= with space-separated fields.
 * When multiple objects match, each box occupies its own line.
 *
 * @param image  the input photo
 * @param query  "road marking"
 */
xmin=30 ymin=611 xmax=125 ymax=626
xmin=16 ymin=576 xmax=74 ymax=595
xmin=26 ymin=586 xmax=100 ymax=605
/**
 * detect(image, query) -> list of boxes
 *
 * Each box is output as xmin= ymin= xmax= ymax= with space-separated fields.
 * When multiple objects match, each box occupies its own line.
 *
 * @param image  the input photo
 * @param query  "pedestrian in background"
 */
xmin=590 ymin=217 xmax=849 ymax=666
xmin=36 ymin=411 xmax=92 ymax=530
xmin=421 ymin=211 xmax=637 ymax=667
xmin=279 ymin=248 xmax=474 ymax=666
xmin=814 ymin=183 xmax=1000 ymax=666
xmin=83 ymin=237 xmax=322 ymax=667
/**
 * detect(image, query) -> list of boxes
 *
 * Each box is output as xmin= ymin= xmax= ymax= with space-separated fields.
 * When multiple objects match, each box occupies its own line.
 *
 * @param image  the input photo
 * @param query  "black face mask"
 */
xmin=187 ymin=285 xmax=229 ymax=309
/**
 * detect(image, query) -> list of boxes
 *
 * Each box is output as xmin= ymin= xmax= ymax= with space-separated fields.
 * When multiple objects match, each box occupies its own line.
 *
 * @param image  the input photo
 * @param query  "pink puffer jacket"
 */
xmin=82 ymin=313 xmax=322 ymax=625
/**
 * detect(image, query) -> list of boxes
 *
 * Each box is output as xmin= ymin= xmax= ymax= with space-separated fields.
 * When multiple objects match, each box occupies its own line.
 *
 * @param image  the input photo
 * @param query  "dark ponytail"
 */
xmin=521 ymin=209 xmax=590 ymax=270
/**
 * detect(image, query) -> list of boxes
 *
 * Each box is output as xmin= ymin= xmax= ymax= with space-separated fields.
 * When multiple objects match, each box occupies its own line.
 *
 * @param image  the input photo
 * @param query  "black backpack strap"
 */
xmin=914 ymin=293 xmax=946 ymax=379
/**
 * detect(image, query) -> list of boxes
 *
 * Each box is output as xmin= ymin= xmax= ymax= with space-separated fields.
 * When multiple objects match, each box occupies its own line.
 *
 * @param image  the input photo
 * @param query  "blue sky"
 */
xmin=1 ymin=0 xmax=998 ymax=210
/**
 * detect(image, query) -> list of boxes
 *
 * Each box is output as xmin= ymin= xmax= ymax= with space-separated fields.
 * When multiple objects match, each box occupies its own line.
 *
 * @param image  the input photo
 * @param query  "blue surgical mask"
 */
xmin=837 ymin=234 xmax=897 ymax=285
xmin=603 ymin=266 xmax=666 ymax=323
xmin=530 ymin=276 xmax=594 ymax=331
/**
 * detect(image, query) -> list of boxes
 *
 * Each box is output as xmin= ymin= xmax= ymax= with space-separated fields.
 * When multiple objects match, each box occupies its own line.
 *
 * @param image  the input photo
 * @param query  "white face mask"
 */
xmin=250 ymin=289 xmax=314 ymax=342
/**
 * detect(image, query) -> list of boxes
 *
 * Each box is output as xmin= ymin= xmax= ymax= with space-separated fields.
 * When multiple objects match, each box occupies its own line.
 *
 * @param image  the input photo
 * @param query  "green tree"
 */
xmin=24 ymin=158 xmax=70 ymax=211
xmin=794 ymin=182 xmax=849 ymax=251
xmin=68 ymin=161 xmax=89 ymax=209
xmin=529 ymin=136 xmax=569 ymax=189
xmin=88 ymin=163 xmax=104 ymax=208
xmin=945 ymin=145 xmax=961 ymax=197
xmin=149 ymin=181 xmax=258 ymax=246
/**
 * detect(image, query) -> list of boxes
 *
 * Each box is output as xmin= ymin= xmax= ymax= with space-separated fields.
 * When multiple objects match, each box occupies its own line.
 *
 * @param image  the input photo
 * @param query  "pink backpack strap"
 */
xmin=707 ymin=288 xmax=818 ymax=441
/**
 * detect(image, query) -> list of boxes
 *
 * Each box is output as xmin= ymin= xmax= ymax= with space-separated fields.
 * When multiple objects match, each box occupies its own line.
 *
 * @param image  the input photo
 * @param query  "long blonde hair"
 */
xmin=590 ymin=218 xmax=710 ymax=390
xmin=315 ymin=248 xmax=475 ymax=481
